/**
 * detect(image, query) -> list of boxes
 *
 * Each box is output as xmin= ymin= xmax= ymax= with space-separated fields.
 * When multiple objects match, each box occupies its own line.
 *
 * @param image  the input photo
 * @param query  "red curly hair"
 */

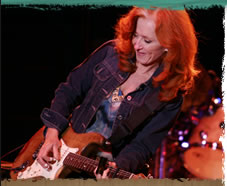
xmin=114 ymin=7 xmax=200 ymax=101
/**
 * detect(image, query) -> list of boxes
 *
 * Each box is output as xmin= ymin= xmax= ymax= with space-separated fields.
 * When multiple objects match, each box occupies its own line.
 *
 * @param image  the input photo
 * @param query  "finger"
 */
xmin=101 ymin=168 xmax=109 ymax=179
xmin=94 ymin=167 xmax=98 ymax=174
xmin=94 ymin=167 xmax=109 ymax=179
xmin=45 ymin=156 xmax=56 ymax=162
xmin=96 ymin=174 xmax=102 ymax=179
xmin=37 ymin=156 xmax=50 ymax=170
xmin=94 ymin=168 xmax=101 ymax=179
xmin=108 ymin=162 xmax=117 ymax=168
xmin=53 ymin=144 xmax=61 ymax=161
xmin=147 ymin=174 xmax=153 ymax=179
xmin=49 ymin=157 xmax=56 ymax=162
xmin=37 ymin=147 xmax=52 ymax=169
xmin=43 ymin=156 xmax=56 ymax=170
xmin=42 ymin=155 xmax=52 ymax=162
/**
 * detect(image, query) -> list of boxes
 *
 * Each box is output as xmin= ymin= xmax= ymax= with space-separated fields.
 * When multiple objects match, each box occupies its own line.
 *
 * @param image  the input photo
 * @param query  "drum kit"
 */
xmin=153 ymin=96 xmax=225 ymax=179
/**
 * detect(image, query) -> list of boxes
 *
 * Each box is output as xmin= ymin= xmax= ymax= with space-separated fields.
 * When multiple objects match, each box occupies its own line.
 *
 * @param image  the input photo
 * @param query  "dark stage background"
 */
xmin=1 ymin=6 xmax=224 ymax=163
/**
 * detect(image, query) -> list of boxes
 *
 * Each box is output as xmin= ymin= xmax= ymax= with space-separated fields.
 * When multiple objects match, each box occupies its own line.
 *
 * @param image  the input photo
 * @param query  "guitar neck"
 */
xmin=63 ymin=152 xmax=133 ymax=179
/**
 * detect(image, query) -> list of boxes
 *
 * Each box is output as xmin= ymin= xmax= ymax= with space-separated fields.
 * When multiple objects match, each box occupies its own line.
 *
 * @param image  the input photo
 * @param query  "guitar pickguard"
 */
xmin=17 ymin=139 xmax=79 ymax=180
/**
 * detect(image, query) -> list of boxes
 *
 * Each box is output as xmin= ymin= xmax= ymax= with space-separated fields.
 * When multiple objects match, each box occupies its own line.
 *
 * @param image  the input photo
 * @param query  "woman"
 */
xmin=37 ymin=6 xmax=199 ymax=178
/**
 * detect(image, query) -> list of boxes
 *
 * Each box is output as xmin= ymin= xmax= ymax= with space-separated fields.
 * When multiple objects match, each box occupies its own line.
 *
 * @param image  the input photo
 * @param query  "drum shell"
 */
xmin=183 ymin=107 xmax=224 ymax=179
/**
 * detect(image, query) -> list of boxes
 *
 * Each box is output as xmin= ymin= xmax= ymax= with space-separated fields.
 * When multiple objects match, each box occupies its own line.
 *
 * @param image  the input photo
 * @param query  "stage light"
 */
xmin=181 ymin=142 xmax=189 ymax=148
xmin=214 ymin=97 xmax=221 ymax=104
xmin=178 ymin=136 xmax=184 ymax=141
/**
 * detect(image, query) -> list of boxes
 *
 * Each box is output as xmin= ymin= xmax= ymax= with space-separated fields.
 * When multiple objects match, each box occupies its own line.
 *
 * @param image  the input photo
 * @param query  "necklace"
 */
xmin=111 ymin=87 xmax=124 ymax=103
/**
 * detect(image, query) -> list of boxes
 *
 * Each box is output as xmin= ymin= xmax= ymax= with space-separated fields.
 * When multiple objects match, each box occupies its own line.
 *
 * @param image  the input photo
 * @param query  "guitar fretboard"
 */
xmin=63 ymin=152 xmax=133 ymax=179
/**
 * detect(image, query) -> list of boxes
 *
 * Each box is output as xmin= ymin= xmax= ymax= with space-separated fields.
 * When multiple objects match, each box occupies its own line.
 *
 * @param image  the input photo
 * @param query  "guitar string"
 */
xmin=72 ymin=153 xmax=132 ymax=178
xmin=64 ymin=152 xmax=130 ymax=178
xmin=65 ymin=152 xmax=98 ymax=172
xmin=63 ymin=150 xmax=132 ymax=178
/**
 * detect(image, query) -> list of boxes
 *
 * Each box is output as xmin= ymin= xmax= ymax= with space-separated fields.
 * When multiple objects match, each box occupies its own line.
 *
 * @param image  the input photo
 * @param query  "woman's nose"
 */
xmin=134 ymin=38 xmax=143 ymax=50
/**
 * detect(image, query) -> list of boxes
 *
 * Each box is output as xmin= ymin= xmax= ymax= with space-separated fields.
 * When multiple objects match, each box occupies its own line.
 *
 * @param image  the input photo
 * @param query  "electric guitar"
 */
xmin=10 ymin=126 xmax=144 ymax=180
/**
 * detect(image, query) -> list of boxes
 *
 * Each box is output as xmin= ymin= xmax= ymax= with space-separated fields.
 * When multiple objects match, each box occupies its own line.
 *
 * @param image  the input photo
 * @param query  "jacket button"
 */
xmin=117 ymin=115 xmax=123 ymax=120
xmin=127 ymin=96 xmax=132 ymax=101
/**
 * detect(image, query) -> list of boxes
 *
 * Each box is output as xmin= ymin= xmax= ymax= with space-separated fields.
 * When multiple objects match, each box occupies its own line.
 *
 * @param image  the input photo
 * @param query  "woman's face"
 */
xmin=132 ymin=16 xmax=165 ymax=66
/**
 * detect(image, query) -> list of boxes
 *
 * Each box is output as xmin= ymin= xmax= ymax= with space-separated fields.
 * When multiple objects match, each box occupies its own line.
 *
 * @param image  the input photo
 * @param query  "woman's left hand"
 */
xmin=94 ymin=162 xmax=117 ymax=179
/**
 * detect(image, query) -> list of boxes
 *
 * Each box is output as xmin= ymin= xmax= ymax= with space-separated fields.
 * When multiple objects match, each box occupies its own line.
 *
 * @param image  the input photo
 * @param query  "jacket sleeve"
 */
xmin=40 ymin=41 xmax=114 ymax=134
xmin=114 ymin=96 xmax=183 ymax=173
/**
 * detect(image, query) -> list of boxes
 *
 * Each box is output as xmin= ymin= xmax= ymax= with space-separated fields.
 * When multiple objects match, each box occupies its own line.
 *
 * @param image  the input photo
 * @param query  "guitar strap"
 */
xmin=109 ymin=86 xmax=168 ymax=146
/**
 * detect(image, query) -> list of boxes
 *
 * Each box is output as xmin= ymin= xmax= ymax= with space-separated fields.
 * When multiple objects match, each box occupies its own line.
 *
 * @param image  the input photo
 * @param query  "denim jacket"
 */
xmin=40 ymin=40 xmax=183 ymax=173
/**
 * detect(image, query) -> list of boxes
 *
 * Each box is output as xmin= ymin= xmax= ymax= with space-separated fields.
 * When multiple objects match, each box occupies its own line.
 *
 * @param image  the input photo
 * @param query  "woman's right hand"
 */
xmin=37 ymin=128 xmax=61 ymax=171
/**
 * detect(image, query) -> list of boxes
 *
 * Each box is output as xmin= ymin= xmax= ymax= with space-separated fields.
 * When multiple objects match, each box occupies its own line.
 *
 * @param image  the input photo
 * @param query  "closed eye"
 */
xmin=144 ymin=40 xmax=152 ymax=44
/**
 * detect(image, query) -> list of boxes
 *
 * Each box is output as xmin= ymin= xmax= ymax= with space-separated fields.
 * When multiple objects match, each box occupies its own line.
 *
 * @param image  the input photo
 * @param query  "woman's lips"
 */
xmin=136 ymin=51 xmax=145 ymax=55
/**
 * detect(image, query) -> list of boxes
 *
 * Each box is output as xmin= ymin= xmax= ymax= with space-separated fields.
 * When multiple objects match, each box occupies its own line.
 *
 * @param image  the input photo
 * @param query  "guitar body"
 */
xmin=10 ymin=126 xmax=105 ymax=180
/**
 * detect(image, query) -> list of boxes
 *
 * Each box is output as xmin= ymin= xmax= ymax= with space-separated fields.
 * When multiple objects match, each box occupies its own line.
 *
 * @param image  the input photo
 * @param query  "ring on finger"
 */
xmin=44 ymin=163 xmax=49 ymax=168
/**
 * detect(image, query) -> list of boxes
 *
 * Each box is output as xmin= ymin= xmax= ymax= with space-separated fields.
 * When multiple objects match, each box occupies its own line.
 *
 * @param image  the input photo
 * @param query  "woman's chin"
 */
xmin=136 ymin=60 xmax=153 ymax=66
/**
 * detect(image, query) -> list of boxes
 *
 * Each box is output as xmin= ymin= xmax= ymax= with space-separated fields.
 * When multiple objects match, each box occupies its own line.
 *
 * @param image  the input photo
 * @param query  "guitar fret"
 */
xmin=77 ymin=156 xmax=84 ymax=169
xmin=76 ymin=156 xmax=84 ymax=170
xmin=81 ymin=160 xmax=90 ymax=171
xmin=87 ymin=164 xmax=94 ymax=172
xmin=86 ymin=161 xmax=97 ymax=171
